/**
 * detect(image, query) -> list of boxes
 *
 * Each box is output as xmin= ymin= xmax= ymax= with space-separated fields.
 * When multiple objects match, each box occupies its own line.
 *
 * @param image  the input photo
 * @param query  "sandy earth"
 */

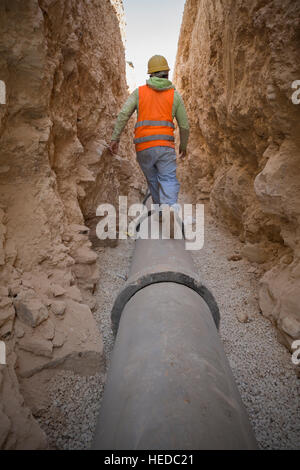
xmin=37 ymin=204 xmax=299 ymax=450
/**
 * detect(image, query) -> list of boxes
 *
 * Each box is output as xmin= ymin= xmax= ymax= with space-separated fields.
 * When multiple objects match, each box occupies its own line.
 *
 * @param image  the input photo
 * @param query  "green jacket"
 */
xmin=111 ymin=77 xmax=190 ymax=151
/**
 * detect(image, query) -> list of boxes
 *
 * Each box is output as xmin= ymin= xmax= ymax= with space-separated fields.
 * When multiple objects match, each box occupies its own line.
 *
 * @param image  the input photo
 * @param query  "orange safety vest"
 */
xmin=134 ymin=85 xmax=175 ymax=152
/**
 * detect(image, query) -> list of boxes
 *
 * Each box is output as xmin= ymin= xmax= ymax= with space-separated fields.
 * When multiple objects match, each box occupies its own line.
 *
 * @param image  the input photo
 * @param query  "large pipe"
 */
xmin=93 ymin=218 xmax=257 ymax=449
xmin=111 ymin=237 xmax=220 ymax=334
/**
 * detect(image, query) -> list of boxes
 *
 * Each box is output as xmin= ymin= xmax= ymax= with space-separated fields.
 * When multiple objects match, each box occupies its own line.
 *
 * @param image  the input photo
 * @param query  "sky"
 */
xmin=123 ymin=0 xmax=186 ymax=90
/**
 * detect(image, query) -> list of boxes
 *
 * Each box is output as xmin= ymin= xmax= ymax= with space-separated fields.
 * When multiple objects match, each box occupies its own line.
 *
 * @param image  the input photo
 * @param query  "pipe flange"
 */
xmin=111 ymin=266 xmax=220 ymax=334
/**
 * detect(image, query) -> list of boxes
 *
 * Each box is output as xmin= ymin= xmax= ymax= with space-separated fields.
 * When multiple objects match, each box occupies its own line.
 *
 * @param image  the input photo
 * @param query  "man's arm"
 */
xmin=110 ymin=89 xmax=138 ymax=153
xmin=174 ymin=91 xmax=190 ymax=158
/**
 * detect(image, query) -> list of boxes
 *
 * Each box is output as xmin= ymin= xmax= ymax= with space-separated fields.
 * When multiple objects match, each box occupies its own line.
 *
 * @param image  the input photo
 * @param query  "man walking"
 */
xmin=109 ymin=55 xmax=189 ymax=237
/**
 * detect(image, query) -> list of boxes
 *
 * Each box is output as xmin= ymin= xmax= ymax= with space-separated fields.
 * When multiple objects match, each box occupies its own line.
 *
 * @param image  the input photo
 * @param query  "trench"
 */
xmin=0 ymin=0 xmax=299 ymax=451
xmin=36 ymin=202 xmax=299 ymax=450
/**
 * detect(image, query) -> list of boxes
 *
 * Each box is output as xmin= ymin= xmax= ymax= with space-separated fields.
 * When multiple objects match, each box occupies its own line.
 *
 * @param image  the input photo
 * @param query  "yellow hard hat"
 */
xmin=148 ymin=55 xmax=170 ymax=74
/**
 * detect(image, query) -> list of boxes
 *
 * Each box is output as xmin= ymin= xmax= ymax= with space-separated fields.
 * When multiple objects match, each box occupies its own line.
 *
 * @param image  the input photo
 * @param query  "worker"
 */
xmin=109 ymin=55 xmax=190 ymax=237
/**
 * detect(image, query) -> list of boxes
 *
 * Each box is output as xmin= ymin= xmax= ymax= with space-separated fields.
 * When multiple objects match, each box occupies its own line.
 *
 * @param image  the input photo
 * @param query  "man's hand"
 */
xmin=179 ymin=149 xmax=187 ymax=159
xmin=109 ymin=140 xmax=119 ymax=155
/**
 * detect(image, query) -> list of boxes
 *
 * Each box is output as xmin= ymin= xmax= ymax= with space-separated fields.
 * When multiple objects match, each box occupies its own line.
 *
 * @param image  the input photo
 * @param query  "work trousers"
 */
xmin=136 ymin=146 xmax=180 ymax=206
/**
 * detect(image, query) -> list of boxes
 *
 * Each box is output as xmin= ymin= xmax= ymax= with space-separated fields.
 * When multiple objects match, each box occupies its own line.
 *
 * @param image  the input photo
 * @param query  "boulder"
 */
xmin=18 ymin=337 xmax=53 ymax=358
xmin=241 ymin=243 xmax=268 ymax=264
xmin=14 ymin=299 xmax=48 ymax=328
xmin=50 ymin=300 xmax=66 ymax=316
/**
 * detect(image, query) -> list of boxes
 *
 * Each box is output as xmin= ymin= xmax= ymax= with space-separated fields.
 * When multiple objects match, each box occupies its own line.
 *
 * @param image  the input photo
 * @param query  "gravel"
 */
xmin=37 ymin=206 xmax=299 ymax=450
xmin=190 ymin=207 xmax=299 ymax=450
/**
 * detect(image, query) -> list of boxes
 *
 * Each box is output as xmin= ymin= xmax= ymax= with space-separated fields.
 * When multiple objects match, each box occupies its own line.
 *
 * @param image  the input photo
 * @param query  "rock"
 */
xmin=52 ymin=330 xmax=65 ymax=348
xmin=15 ymin=323 xmax=25 ymax=339
xmin=237 ymin=311 xmax=249 ymax=323
xmin=0 ymin=407 xmax=11 ymax=448
xmin=43 ymin=298 xmax=52 ymax=307
xmin=62 ymin=234 xmax=72 ymax=242
xmin=14 ymin=299 xmax=48 ymax=328
xmin=0 ymin=297 xmax=13 ymax=309
xmin=227 ymin=254 xmax=242 ymax=261
xmin=21 ymin=279 xmax=35 ymax=289
xmin=281 ymin=316 xmax=300 ymax=340
xmin=51 ymin=284 xmax=66 ymax=297
xmin=0 ymin=287 xmax=9 ymax=297
xmin=5 ymin=240 xmax=17 ymax=266
xmin=0 ymin=364 xmax=46 ymax=449
xmin=36 ymin=319 xmax=55 ymax=340
xmin=72 ymin=262 xmax=99 ymax=290
xmin=18 ymin=371 xmax=52 ymax=417
xmin=0 ymin=320 xmax=14 ymax=339
xmin=259 ymin=265 xmax=300 ymax=339
xmin=247 ymin=267 xmax=257 ymax=274
xmin=73 ymin=247 xmax=98 ymax=265
xmin=65 ymin=286 xmax=82 ymax=302
xmin=281 ymin=254 xmax=293 ymax=265
xmin=241 ymin=244 xmax=267 ymax=264
xmin=18 ymin=337 xmax=53 ymax=358
xmin=276 ymin=329 xmax=294 ymax=351
xmin=0 ymin=304 xmax=15 ymax=328
xmin=69 ymin=224 xmax=90 ymax=235
xmin=50 ymin=300 xmax=66 ymax=316
xmin=8 ymin=282 xmax=22 ymax=297
xmin=17 ymin=299 xmax=104 ymax=378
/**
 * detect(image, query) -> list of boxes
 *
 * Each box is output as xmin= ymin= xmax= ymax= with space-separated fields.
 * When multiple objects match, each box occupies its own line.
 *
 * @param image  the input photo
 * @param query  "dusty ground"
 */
xmin=36 ymin=204 xmax=299 ymax=450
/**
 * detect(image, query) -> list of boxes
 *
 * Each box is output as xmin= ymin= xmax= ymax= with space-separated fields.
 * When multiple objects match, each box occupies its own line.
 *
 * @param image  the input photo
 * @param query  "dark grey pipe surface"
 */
xmin=93 ymin=282 xmax=257 ymax=449
xmin=130 ymin=237 xmax=194 ymax=277
xmin=93 ymin=213 xmax=257 ymax=450
xmin=111 ymin=237 xmax=220 ymax=333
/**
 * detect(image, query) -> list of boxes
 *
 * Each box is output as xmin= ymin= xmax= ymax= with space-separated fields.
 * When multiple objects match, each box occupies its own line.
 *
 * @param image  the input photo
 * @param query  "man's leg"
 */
xmin=155 ymin=147 xmax=180 ymax=206
xmin=155 ymin=147 xmax=181 ymax=238
xmin=136 ymin=148 xmax=160 ymax=205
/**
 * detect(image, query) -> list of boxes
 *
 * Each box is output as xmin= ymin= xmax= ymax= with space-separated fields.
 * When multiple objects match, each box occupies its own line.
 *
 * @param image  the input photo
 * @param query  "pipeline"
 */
xmin=92 ymin=210 xmax=257 ymax=450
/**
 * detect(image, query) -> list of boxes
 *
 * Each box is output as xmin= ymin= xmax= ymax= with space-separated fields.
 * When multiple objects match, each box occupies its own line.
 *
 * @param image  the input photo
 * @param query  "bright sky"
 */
xmin=123 ymin=0 xmax=185 ymax=90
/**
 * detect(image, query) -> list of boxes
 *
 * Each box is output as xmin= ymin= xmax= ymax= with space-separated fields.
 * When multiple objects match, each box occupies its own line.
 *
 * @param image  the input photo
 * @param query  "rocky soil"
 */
xmin=0 ymin=0 xmax=142 ymax=449
xmin=35 ymin=239 xmax=135 ymax=449
xmin=174 ymin=0 xmax=300 ymax=351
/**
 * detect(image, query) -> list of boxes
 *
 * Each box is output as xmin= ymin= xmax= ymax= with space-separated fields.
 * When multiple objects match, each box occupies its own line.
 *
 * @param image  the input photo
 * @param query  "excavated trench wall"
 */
xmin=174 ymin=0 xmax=300 ymax=350
xmin=0 ymin=0 xmax=141 ymax=449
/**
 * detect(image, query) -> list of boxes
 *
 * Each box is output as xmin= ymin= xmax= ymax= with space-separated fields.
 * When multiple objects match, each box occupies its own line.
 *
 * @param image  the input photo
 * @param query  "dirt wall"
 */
xmin=0 ymin=0 xmax=141 ymax=448
xmin=174 ymin=0 xmax=300 ymax=350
